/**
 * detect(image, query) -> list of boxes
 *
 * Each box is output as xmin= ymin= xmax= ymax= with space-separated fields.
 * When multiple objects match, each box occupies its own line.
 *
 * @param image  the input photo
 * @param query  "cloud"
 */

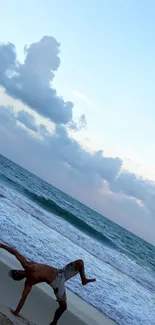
xmin=72 ymin=90 xmax=94 ymax=106
xmin=69 ymin=113 xmax=87 ymax=131
xmin=17 ymin=110 xmax=38 ymax=132
xmin=0 ymin=105 xmax=122 ymax=187
xmin=0 ymin=37 xmax=74 ymax=125
xmin=110 ymin=171 xmax=155 ymax=214
xmin=46 ymin=125 xmax=122 ymax=185
xmin=111 ymin=172 xmax=147 ymax=201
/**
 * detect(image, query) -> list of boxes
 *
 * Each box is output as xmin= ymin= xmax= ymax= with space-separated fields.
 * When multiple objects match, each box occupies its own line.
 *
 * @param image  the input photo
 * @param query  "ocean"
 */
xmin=0 ymin=154 xmax=155 ymax=325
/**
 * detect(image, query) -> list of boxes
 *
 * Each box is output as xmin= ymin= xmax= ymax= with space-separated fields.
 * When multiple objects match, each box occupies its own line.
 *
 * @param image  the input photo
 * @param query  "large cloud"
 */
xmin=0 ymin=37 xmax=74 ymax=125
xmin=0 ymin=105 xmax=122 ymax=186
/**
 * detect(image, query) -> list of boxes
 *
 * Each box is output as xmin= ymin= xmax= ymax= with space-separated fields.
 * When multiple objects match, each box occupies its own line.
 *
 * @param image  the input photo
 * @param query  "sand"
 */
xmin=0 ymin=249 xmax=116 ymax=325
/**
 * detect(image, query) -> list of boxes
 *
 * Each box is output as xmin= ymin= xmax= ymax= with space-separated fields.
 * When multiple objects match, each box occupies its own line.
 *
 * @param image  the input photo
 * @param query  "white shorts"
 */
xmin=50 ymin=262 xmax=78 ymax=302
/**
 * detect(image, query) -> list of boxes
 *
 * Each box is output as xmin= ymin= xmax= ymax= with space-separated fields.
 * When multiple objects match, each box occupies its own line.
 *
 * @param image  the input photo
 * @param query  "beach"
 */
xmin=0 ymin=249 xmax=116 ymax=325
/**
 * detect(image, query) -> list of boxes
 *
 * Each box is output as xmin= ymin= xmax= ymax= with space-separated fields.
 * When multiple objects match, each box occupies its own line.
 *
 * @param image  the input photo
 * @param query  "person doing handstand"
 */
xmin=0 ymin=243 xmax=96 ymax=325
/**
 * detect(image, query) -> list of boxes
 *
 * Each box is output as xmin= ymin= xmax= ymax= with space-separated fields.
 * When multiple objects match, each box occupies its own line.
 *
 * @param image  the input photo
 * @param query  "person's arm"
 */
xmin=0 ymin=243 xmax=29 ymax=269
xmin=12 ymin=281 xmax=32 ymax=316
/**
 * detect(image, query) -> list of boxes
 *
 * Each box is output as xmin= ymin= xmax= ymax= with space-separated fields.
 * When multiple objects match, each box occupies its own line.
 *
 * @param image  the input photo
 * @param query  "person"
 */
xmin=0 ymin=243 xmax=96 ymax=325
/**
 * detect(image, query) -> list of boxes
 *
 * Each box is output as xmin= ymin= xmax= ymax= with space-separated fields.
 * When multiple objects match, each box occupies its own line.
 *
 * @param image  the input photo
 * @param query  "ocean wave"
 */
xmin=0 ymin=174 xmax=17 ymax=185
xmin=0 ymin=174 xmax=117 ymax=250
xmin=25 ymin=188 xmax=118 ymax=247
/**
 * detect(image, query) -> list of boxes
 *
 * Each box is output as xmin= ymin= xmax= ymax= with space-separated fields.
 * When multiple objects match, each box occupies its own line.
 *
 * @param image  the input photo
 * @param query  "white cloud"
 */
xmin=0 ymin=37 xmax=73 ymax=125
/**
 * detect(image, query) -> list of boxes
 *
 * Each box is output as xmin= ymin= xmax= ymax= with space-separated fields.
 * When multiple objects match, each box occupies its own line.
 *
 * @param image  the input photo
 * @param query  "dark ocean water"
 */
xmin=0 ymin=154 xmax=155 ymax=325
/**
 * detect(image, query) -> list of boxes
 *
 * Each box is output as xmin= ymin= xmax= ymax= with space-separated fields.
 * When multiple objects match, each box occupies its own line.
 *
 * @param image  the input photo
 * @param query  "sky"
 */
xmin=0 ymin=0 xmax=155 ymax=243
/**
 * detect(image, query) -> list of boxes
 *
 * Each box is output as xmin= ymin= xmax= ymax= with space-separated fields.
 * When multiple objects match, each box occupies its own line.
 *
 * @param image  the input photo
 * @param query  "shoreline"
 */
xmin=0 ymin=249 xmax=117 ymax=325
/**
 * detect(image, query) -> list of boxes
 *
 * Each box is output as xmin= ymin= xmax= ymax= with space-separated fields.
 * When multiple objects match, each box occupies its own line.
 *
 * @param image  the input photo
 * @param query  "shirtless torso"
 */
xmin=25 ymin=261 xmax=57 ymax=285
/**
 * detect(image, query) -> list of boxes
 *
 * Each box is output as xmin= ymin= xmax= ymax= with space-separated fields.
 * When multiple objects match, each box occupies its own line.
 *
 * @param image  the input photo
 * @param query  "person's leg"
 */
xmin=50 ymin=301 xmax=67 ymax=325
xmin=65 ymin=259 xmax=96 ymax=285
xmin=50 ymin=273 xmax=67 ymax=325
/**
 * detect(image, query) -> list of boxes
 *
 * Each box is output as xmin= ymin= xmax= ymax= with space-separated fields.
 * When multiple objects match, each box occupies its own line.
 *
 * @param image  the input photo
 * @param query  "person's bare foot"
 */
xmin=82 ymin=278 xmax=96 ymax=286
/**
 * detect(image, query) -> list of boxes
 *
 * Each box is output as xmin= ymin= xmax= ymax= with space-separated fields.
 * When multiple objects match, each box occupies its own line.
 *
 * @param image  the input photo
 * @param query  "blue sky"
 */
xmin=0 ymin=0 xmax=155 ymax=241
xmin=1 ymin=0 xmax=155 ymax=168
